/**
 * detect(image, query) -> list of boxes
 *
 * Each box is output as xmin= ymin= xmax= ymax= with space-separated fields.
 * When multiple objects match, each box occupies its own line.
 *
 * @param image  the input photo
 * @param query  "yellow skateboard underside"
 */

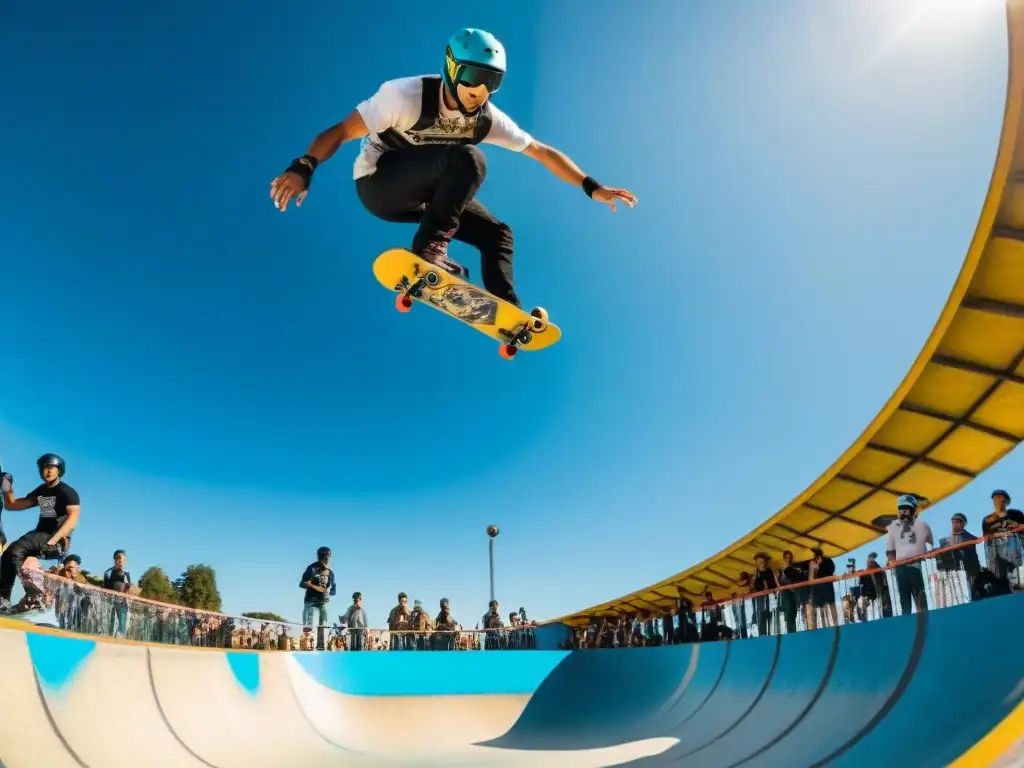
xmin=373 ymin=248 xmax=562 ymax=353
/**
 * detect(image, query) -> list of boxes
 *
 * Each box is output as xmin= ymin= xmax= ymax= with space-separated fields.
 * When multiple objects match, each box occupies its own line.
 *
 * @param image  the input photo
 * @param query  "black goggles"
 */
xmin=456 ymin=63 xmax=504 ymax=94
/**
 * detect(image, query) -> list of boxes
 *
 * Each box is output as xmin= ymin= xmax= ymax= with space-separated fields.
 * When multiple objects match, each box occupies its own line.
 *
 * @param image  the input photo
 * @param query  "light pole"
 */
xmin=487 ymin=525 xmax=500 ymax=604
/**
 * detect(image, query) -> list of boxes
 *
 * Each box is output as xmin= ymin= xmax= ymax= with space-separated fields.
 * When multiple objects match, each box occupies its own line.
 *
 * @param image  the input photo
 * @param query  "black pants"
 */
xmin=0 ymin=530 xmax=53 ymax=601
xmin=895 ymin=564 xmax=926 ymax=615
xmin=356 ymin=144 xmax=518 ymax=306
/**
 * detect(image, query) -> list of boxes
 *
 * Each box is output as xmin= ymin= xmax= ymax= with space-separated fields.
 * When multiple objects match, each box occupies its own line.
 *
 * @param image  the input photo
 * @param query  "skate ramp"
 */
xmin=0 ymin=597 xmax=1022 ymax=766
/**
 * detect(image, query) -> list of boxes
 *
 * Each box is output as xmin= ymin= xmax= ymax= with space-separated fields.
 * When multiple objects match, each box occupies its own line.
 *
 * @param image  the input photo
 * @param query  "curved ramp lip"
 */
xmin=661 ymin=636 xmax=734 ymax=731
xmin=724 ymin=626 xmax=842 ymax=768
xmin=29 ymin=659 xmax=92 ymax=768
xmin=654 ymin=642 xmax=702 ymax=718
xmin=663 ymin=633 xmax=785 ymax=764
xmin=556 ymin=0 xmax=1024 ymax=625
xmin=145 ymin=648 xmax=222 ymax=768
xmin=808 ymin=609 xmax=929 ymax=767
xmin=281 ymin=656 xmax=369 ymax=759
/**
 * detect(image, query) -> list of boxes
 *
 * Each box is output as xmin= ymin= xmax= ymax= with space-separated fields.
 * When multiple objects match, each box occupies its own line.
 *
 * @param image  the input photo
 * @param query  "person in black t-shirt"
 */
xmin=104 ymin=549 xmax=132 ymax=636
xmin=981 ymin=489 xmax=1024 ymax=592
xmin=0 ymin=453 xmax=81 ymax=613
xmin=300 ymin=547 xmax=336 ymax=630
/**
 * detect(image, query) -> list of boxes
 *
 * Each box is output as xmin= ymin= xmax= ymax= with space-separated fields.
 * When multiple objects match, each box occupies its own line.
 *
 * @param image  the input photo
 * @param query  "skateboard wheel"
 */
xmin=425 ymin=271 xmax=441 ymax=287
xmin=529 ymin=307 xmax=549 ymax=332
xmin=499 ymin=343 xmax=517 ymax=360
xmin=396 ymin=294 xmax=413 ymax=313
xmin=517 ymin=329 xmax=533 ymax=346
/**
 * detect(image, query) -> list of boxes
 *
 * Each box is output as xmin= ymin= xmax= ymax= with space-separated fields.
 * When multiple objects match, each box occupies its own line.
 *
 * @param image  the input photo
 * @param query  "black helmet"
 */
xmin=37 ymin=453 xmax=65 ymax=478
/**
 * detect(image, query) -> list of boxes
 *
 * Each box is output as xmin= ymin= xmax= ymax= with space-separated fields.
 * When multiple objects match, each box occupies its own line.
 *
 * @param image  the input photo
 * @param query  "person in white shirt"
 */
xmin=269 ymin=28 xmax=637 ymax=308
xmin=885 ymin=494 xmax=933 ymax=616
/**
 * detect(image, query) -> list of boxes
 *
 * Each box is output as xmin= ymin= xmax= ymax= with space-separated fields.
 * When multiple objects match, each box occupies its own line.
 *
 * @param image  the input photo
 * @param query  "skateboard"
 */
xmin=373 ymin=248 xmax=561 ymax=359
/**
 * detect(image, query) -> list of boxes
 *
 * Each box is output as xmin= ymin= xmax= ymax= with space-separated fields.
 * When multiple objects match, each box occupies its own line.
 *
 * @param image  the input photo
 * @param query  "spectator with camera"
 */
xmin=0 ymin=453 xmax=80 ymax=614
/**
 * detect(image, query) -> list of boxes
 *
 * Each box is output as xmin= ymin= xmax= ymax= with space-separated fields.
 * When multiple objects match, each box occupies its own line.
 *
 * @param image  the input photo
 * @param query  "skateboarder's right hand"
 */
xmin=270 ymin=171 xmax=308 ymax=212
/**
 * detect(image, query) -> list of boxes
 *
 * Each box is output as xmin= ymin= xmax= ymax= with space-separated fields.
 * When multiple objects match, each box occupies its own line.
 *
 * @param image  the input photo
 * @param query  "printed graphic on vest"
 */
xmin=406 ymin=115 xmax=482 ymax=144
xmin=38 ymin=495 xmax=57 ymax=519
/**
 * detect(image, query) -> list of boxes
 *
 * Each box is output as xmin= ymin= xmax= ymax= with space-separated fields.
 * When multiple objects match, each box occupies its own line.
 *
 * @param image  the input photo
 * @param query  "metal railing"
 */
xmin=11 ymin=528 xmax=1020 ymax=652
xmin=569 ymin=529 xmax=1023 ymax=649
xmin=13 ymin=569 xmax=537 ymax=651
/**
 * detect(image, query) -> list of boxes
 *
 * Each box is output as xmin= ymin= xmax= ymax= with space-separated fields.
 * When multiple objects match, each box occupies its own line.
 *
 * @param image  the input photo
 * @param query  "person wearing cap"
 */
xmin=884 ymin=494 xmax=933 ymax=616
xmin=981 ymin=489 xmax=1024 ymax=592
xmin=945 ymin=513 xmax=982 ymax=593
xmin=299 ymin=546 xmax=336 ymax=638
xmin=343 ymin=592 xmax=367 ymax=651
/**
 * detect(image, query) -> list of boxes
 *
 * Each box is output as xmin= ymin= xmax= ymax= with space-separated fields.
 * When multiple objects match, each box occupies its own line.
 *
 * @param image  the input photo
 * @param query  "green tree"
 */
xmin=78 ymin=569 xmax=104 ymax=588
xmin=174 ymin=564 xmax=222 ymax=612
xmin=242 ymin=611 xmax=289 ymax=623
xmin=139 ymin=566 xmax=179 ymax=604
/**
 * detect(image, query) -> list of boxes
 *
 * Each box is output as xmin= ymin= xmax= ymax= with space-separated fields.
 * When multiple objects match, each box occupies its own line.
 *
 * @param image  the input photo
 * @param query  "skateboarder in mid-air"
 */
xmin=269 ymin=27 xmax=637 ymax=308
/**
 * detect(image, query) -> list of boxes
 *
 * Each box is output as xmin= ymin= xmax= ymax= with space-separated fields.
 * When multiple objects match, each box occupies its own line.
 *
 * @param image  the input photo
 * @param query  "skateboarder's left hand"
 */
xmin=592 ymin=185 xmax=637 ymax=212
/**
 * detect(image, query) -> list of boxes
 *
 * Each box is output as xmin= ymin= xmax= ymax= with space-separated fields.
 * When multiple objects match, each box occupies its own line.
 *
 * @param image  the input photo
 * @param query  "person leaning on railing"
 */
xmin=981 ymin=489 xmax=1024 ymax=592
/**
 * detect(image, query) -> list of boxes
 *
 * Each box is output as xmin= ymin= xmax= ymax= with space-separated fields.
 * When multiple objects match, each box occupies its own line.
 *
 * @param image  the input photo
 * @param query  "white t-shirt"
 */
xmin=353 ymin=75 xmax=533 ymax=179
xmin=885 ymin=517 xmax=933 ymax=561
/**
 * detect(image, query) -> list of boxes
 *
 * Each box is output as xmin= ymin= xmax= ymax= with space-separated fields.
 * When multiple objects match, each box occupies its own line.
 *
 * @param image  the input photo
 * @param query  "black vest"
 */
xmin=376 ymin=76 xmax=493 ymax=151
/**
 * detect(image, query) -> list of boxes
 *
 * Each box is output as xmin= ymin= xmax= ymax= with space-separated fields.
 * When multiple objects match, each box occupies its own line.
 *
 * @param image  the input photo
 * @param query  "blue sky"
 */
xmin=0 ymin=0 xmax=1017 ymax=626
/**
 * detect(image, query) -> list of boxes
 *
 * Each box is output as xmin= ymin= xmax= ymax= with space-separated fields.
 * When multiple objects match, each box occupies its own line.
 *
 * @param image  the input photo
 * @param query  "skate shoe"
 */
xmin=417 ymin=240 xmax=471 ymax=280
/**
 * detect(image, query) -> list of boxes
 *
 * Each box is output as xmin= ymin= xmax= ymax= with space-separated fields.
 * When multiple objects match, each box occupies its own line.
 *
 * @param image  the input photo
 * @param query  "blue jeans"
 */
xmin=302 ymin=602 xmax=327 ymax=627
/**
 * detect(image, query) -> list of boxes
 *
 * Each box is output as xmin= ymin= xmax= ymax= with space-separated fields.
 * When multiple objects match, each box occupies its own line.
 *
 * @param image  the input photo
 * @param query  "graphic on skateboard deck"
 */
xmin=373 ymin=248 xmax=561 ymax=359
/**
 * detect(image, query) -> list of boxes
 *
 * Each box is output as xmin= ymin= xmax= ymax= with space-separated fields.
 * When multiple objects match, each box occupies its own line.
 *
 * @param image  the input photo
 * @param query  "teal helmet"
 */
xmin=896 ymin=494 xmax=918 ymax=510
xmin=443 ymin=28 xmax=506 ymax=114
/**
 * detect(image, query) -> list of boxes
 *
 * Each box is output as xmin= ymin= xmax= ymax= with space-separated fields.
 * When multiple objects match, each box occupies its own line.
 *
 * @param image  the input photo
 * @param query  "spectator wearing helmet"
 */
xmin=269 ymin=29 xmax=637 ymax=310
xmin=0 ymin=453 xmax=80 ymax=614
xmin=981 ymin=489 xmax=1024 ymax=592
xmin=884 ymin=494 xmax=933 ymax=616
xmin=343 ymin=592 xmax=367 ymax=651
xmin=299 ymin=547 xmax=336 ymax=643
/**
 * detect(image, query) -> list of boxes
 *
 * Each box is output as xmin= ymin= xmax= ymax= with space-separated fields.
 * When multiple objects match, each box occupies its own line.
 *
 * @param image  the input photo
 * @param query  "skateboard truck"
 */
xmin=393 ymin=269 xmax=442 ymax=313
xmin=497 ymin=307 xmax=550 ymax=360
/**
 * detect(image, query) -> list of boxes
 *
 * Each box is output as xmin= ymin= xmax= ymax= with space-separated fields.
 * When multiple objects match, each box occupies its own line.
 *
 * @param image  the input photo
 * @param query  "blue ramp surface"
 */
xmin=0 ymin=596 xmax=1021 ymax=766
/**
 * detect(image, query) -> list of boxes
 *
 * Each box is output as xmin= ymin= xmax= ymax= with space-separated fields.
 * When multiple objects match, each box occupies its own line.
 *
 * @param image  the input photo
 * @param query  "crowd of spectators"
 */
xmin=567 ymin=488 xmax=1021 ymax=649
xmin=2 ymin=447 xmax=1017 ymax=657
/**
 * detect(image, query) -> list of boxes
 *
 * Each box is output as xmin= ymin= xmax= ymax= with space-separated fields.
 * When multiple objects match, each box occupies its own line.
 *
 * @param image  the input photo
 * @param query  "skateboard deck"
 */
xmin=373 ymin=248 xmax=561 ymax=358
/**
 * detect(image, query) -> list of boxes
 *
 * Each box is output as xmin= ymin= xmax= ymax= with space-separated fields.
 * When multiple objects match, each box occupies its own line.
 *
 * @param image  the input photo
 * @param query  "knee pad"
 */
xmin=447 ymin=144 xmax=487 ymax=180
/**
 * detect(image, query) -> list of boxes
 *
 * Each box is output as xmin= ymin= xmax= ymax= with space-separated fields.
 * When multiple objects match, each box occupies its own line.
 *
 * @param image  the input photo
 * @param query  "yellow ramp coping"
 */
xmin=558 ymin=0 xmax=1024 ymax=626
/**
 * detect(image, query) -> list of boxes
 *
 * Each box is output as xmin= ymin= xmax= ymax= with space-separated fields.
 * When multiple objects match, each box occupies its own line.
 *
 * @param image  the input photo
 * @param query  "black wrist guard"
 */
xmin=582 ymin=176 xmax=600 ymax=198
xmin=286 ymin=154 xmax=319 ymax=188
